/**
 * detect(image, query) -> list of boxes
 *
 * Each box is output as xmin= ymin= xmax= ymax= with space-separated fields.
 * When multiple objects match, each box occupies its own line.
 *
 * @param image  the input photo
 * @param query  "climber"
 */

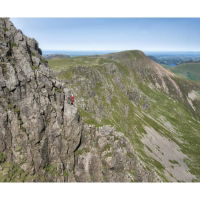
xmin=70 ymin=94 xmax=75 ymax=105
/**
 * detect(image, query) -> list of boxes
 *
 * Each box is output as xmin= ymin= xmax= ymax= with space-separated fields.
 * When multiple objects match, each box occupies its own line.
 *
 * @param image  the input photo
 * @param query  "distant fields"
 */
xmin=169 ymin=63 xmax=200 ymax=82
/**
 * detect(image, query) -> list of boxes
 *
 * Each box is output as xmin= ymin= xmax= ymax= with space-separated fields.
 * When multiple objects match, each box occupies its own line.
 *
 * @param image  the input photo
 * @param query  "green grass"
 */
xmin=78 ymin=108 xmax=101 ymax=127
xmin=31 ymin=65 xmax=39 ymax=70
xmin=75 ymin=147 xmax=90 ymax=156
xmin=0 ymin=152 xmax=6 ymax=163
xmin=44 ymin=164 xmax=59 ymax=176
xmin=0 ymin=162 xmax=34 ymax=182
xmin=3 ymin=28 xmax=9 ymax=32
xmin=54 ymin=87 xmax=62 ymax=93
xmin=11 ymin=42 xmax=17 ymax=48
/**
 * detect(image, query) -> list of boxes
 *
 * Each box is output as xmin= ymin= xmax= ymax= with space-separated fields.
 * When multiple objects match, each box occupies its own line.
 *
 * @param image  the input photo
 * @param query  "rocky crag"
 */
xmin=0 ymin=18 xmax=161 ymax=182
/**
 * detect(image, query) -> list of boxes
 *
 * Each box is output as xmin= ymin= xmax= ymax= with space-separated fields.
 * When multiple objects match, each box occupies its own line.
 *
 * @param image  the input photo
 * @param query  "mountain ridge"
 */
xmin=1 ymin=18 xmax=200 ymax=182
xmin=48 ymin=48 xmax=200 ymax=181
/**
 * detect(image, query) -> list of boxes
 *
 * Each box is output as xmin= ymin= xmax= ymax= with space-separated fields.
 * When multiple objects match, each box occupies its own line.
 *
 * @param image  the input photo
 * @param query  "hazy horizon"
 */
xmin=43 ymin=49 xmax=200 ymax=52
xmin=42 ymin=49 xmax=200 ymax=56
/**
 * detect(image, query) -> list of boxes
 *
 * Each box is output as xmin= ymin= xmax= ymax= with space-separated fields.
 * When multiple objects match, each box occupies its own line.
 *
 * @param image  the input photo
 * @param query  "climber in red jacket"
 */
xmin=70 ymin=95 xmax=75 ymax=105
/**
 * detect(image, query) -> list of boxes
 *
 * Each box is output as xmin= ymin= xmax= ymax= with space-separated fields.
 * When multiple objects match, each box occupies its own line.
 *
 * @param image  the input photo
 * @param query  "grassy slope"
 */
xmin=48 ymin=52 xmax=200 ymax=181
xmin=170 ymin=63 xmax=200 ymax=82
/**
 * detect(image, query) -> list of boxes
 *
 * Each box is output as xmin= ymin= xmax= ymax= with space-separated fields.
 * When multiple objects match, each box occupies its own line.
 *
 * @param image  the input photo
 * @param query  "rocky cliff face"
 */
xmin=0 ymin=18 xmax=159 ymax=182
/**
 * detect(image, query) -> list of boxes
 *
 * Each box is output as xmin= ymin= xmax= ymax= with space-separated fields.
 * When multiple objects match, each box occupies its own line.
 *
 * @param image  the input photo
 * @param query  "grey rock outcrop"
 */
xmin=0 ymin=18 xmax=158 ymax=182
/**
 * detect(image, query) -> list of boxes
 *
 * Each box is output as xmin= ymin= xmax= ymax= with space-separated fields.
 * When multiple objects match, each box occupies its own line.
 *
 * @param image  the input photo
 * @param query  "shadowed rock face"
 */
xmin=0 ymin=18 xmax=158 ymax=182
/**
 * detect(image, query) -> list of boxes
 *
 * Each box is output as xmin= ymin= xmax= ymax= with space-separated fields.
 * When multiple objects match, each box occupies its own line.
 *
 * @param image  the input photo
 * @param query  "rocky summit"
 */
xmin=0 ymin=18 xmax=200 ymax=182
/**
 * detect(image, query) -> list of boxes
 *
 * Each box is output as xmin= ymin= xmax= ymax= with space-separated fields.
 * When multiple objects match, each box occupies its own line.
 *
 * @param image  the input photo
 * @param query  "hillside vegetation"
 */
xmin=48 ymin=51 xmax=200 ymax=181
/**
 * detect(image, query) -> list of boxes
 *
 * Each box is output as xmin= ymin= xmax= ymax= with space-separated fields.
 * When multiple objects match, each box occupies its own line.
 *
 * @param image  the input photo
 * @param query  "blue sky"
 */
xmin=11 ymin=18 xmax=200 ymax=51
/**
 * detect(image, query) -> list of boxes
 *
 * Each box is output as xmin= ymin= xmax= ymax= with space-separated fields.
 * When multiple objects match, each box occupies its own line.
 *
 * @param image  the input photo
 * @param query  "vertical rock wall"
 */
xmin=0 ymin=18 xmax=158 ymax=182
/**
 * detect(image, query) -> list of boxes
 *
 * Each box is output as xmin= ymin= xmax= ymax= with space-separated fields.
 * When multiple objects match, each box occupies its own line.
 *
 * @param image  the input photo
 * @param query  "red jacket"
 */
xmin=70 ymin=96 xmax=75 ymax=103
